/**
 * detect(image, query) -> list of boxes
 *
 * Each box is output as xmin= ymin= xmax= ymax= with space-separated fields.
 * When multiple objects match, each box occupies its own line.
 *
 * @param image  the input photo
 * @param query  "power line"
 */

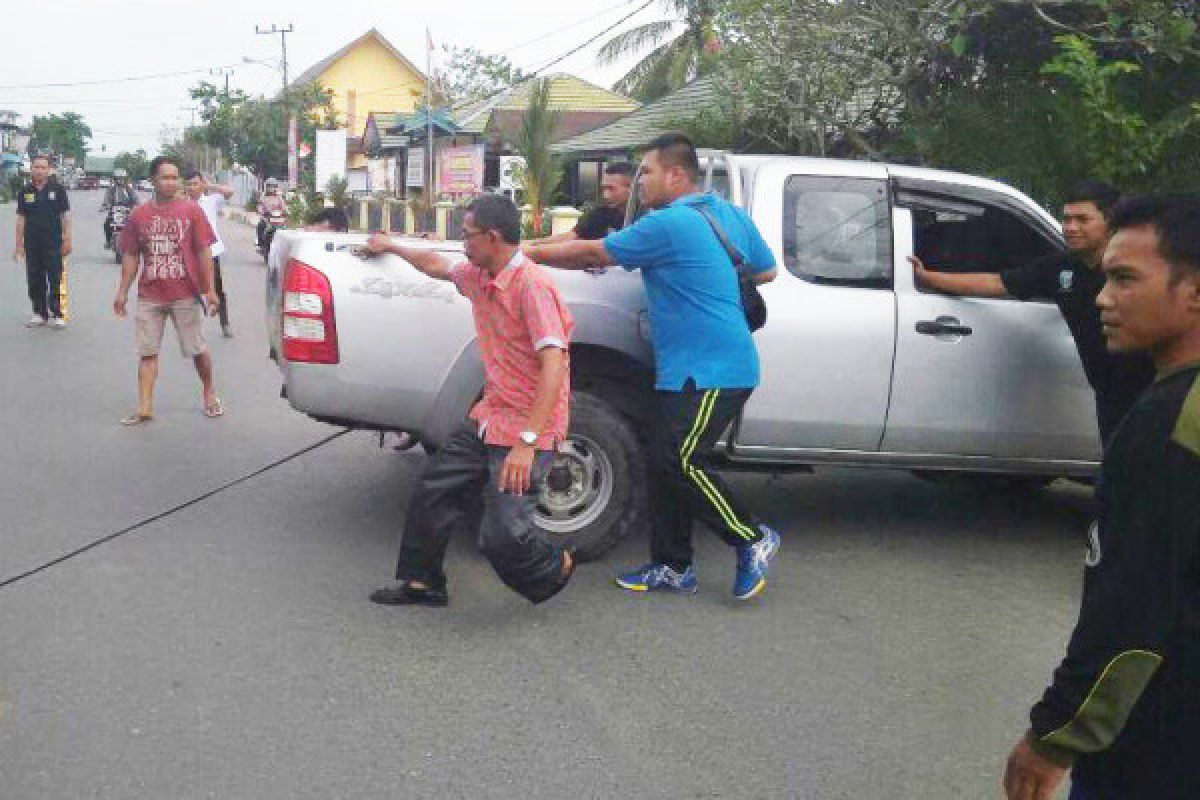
xmin=0 ymin=63 xmax=244 ymax=90
xmin=526 ymin=1 xmax=656 ymax=79
xmin=498 ymin=0 xmax=643 ymax=55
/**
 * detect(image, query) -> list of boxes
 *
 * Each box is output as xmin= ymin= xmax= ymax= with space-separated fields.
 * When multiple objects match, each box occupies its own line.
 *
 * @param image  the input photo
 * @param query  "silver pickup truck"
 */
xmin=267 ymin=153 xmax=1099 ymax=559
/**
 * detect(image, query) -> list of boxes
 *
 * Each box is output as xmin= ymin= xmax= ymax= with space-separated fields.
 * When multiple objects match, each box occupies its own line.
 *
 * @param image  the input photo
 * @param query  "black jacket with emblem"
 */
xmin=1028 ymin=363 xmax=1200 ymax=798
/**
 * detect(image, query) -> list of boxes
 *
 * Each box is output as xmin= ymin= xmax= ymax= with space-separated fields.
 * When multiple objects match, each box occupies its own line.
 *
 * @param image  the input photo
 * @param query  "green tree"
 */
xmin=182 ymin=80 xmax=339 ymax=188
xmin=438 ymin=46 xmax=527 ymax=107
xmin=598 ymin=0 xmax=723 ymax=101
xmin=28 ymin=112 xmax=92 ymax=163
xmin=512 ymin=78 xmax=563 ymax=234
xmin=113 ymin=149 xmax=150 ymax=181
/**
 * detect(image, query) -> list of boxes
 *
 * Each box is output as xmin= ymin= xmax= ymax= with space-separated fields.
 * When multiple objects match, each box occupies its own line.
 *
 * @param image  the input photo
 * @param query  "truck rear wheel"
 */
xmin=533 ymin=391 xmax=646 ymax=562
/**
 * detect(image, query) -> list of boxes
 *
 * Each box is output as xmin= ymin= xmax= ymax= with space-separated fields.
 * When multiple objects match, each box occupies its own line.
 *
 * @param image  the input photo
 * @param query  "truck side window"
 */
xmin=783 ymin=176 xmax=891 ymax=288
xmin=911 ymin=203 xmax=1059 ymax=277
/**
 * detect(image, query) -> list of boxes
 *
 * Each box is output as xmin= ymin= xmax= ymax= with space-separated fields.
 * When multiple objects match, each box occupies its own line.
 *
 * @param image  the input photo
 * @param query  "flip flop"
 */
xmin=203 ymin=397 xmax=225 ymax=418
xmin=120 ymin=412 xmax=154 ymax=426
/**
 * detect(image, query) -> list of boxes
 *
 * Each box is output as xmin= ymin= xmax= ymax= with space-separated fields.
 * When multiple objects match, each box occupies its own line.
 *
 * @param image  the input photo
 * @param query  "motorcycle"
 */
xmin=106 ymin=204 xmax=131 ymax=264
xmin=259 ymin=209 xmax=287 ymax=264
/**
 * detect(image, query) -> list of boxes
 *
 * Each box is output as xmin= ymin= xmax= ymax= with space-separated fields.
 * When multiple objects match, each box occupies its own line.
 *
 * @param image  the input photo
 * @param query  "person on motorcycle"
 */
xmin=102 ymin=169 xmax=139 ymax=249
xmin=256 ymin=180 xmax=287 ymax=249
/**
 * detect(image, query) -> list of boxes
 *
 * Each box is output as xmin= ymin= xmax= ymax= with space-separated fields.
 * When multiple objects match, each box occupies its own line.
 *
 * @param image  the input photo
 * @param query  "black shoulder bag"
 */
xmin=688 ymin=203 xmax=767 ymax=332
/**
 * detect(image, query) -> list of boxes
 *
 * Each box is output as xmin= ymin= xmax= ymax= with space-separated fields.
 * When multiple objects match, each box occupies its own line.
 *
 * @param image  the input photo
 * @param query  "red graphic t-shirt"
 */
xmin=119 ymin=199 xmax=216 ymax=303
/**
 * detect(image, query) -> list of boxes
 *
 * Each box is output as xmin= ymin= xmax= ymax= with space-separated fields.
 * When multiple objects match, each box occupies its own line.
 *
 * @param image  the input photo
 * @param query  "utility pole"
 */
xmin=257 ymin=23 xmax=294 ymax=185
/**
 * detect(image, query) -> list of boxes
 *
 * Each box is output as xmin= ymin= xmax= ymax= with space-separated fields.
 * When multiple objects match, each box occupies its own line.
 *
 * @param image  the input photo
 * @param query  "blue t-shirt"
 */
xmin=603 ymin=192 xmax=775 ymax=390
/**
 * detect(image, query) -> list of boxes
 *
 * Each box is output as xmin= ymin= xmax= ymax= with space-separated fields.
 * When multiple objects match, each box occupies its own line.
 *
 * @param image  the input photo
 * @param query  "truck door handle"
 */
xmin=916 ymin=317 xmax=973 ymax=337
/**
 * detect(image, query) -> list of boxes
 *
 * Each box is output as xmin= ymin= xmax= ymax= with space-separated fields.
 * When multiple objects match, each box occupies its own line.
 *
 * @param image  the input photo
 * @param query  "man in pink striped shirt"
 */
xmin=361 ymin=194 xmax=575 ymax=607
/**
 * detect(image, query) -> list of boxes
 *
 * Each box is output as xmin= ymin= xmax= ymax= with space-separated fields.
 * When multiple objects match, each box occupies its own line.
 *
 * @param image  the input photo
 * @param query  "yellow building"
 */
xmin=291 ymin=28 xmax=428 ymax=169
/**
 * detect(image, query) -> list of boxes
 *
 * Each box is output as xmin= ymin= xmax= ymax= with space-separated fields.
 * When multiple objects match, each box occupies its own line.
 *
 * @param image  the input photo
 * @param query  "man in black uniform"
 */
xmin=13 ymin=154 xmax=72 ymax=329
xmin=912 ymin=181 xmax=1156 ymax=445
xmin=1002 ymin=194 xmax=1200 ymax=800
xmin=526 ymin=161 xmax=633 ymax=244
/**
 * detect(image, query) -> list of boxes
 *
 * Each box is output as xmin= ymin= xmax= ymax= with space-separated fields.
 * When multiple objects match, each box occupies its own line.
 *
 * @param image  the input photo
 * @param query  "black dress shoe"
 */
xmin=369 ymin=582 xmax=448 ymax=607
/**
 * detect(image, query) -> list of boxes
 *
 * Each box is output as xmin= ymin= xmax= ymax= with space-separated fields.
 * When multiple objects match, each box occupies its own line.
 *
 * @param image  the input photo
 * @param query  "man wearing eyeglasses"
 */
xmin=359 ymin=194 xmax=576 ymax=608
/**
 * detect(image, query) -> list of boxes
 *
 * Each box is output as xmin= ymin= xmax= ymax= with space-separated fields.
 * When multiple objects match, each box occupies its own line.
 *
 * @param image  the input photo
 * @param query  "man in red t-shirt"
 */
xmin=114 ymin=156 xmax=222 ymax=425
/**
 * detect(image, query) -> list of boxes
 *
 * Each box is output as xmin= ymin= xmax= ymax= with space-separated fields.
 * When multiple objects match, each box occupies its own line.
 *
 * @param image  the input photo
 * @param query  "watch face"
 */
xmin=521 ymin=432 xmax=537 ymax=445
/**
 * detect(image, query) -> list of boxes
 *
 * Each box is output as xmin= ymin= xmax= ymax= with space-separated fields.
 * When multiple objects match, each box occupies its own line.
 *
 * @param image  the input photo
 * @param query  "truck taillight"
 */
xmin=281 ymin=258 xmax=339 ymax=364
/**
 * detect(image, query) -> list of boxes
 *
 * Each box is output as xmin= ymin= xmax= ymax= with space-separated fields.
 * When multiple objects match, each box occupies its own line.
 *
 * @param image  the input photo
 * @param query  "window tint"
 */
xmin=784 ymin=176 xmax=891 ymax=287
xmin=910 ymin=201 xmax=1058 ymax=275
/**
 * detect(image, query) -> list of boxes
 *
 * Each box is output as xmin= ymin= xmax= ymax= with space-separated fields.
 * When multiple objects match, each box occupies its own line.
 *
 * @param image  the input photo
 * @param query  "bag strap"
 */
xmin=687 ymin=201 xmax=750 ymax=276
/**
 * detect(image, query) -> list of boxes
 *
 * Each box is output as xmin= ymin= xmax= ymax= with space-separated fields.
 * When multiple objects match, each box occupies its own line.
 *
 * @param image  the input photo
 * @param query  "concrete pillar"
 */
xmin=549 ymin=206 xmax=583 ymax=236
xmin=357 ymin=200 xmax=369 ymax=232
xmin=380 ymin=201 xmax=391 ymax=233
xmin=435 ymin=200 xmax=454 ymax=240
xmin=405 ymin=203 xmax=416 ymax=235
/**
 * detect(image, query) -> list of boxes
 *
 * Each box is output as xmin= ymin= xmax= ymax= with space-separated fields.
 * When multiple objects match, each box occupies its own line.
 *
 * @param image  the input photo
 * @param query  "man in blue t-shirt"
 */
xmin=525 ymin=133 xmax=782 ymax=601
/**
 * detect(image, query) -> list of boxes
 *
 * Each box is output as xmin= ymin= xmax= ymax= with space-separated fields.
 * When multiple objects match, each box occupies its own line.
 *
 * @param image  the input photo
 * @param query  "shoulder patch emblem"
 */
xmin=1059 ymin=269 xmax=1075 ymax=292
xmin=1171 ymin=373 xmax=1200 ymax=458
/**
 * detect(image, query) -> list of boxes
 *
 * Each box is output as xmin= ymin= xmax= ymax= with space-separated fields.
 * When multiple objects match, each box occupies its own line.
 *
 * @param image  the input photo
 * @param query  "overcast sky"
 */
xmin=2 ymin=0 xmax=659 ymax=157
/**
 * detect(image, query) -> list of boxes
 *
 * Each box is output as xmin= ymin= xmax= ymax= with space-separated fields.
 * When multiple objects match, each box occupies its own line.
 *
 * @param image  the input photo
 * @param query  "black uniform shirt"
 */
xmin=16 ymin=180 xmax=70 ymax=246
xmin=574 ymin=203 xmax=625 ymax=240
xmin=1029 ymin=362 xmax=1200 ymax=797
xmin=1002 ymin=251 xmax=1156 ymax=440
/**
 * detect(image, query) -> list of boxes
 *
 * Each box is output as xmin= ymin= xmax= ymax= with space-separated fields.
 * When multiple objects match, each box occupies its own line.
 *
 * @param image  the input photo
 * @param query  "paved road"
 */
xmin=0 ymin=190 xmax=1093 ymax=799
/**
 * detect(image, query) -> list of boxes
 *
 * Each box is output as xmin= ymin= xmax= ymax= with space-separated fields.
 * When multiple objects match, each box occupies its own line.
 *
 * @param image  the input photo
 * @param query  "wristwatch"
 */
xmin=519 ymin=430 xmax=538 ymax=446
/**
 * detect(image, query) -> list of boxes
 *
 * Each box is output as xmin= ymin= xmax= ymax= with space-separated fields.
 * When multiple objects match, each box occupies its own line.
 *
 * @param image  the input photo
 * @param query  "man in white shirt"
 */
xmin=185 ymin=170 xmax=236 ymax=337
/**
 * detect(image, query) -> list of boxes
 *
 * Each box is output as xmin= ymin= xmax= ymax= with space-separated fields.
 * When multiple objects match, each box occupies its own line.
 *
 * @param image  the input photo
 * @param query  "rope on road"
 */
xmin=0 ymin=428 xmax=352 ymax=591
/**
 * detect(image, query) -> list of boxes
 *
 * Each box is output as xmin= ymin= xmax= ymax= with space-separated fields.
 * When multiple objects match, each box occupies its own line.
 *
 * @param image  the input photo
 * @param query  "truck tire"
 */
xmin=533 ymin=391 xmax=646 ymax=562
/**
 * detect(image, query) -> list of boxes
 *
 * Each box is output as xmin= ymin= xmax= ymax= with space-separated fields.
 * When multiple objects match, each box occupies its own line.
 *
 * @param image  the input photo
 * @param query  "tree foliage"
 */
xmin=180 ymin=80 xmax=339 ymax=188
xmin=438 ymin=46 xmax=528 ymax=107
xmin=28 ymin=112 xmax=92 ymax=163
xmin=512 ymin=78 xmax=563 ymax=232
xmin=598 ymin=0 xmax=723 ymax=101
xmin=113 ymin=149 xmax=150 ymax=181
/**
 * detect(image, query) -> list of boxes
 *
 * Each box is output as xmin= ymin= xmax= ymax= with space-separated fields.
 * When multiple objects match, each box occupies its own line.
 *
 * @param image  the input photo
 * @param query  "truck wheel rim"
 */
xmin=535 ymin=434 xmax=614 ymax=535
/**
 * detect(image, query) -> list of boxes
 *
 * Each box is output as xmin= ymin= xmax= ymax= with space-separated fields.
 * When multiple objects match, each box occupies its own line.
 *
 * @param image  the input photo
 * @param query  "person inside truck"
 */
xmin=910 ymin=181 xmax=1155 ymax=446
xmin=359 ymin=194 xmax=576 ymax=608
xmin=523 ymin=132 xmax=782 ymax=602
xmin=526 ymin=161 xmax=634 ymax=244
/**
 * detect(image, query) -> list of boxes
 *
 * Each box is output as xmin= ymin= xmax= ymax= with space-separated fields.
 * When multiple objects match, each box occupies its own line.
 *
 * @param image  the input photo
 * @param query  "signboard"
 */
xmin=315 ymin=129 xmax=347 ymax=194
xmin=498 ymin=155 xmax=525 ymax=192
xmin=437 ymin=144 xmax=484 ymax=194
xmin=367 ymin=157 xmax=392 ymax=193
xmin=406 ymin=147 xmax=424 ymax=188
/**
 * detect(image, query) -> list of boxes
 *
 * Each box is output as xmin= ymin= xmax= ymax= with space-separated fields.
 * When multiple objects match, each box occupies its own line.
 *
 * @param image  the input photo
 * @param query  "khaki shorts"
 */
xmin=136 ymin=298 xmax=208 ymax=358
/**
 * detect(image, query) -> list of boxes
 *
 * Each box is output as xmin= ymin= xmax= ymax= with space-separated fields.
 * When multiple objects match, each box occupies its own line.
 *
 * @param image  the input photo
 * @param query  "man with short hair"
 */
xmin=114 ymin=156 xmax=223 ymax=425
xmin=304 ymin=207 xmax=349 ymax=232
xmin=362 ymin=193 xmax=575 ymax=608
xmin=185 ymin=169 xmax=236 ymax=337
xmin=528 ymin=161 xmax=634 ymax=244
xmin=912 ymin=181 xmax=1155 ymax=445
xmin=525 ymin=132 xmax=781 ymax=601
xmin=14 ymin=154 xmax=72 ymax=329
xmin=1002 ymin=194 xmax=1200 ymax=799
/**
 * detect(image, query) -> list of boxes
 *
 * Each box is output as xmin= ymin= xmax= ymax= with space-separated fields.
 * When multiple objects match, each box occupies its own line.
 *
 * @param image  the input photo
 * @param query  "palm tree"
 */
xmin=597 ymin=0 xmax=722 ymax=102
xmin=512 ymin=78 xmax=563 ymax=235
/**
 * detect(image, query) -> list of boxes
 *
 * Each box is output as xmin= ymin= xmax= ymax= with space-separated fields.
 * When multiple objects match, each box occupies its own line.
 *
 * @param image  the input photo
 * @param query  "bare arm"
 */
xmin=525 ymin=229 xmax=578 ymax=246
xmin=14 ymin=215 xmax=24 ymax=260
xmin=113 ymin=251 xmax=139 ymax=317
xmin=523 ymin=239 xmax=614 ymax=270
xmin=909 ymin=256 xmax=1006 ymax=297
xmin=498 ymin=346 xmax=569 ymax=495
xmin=362 ymin=232 xmax=455 ymax=281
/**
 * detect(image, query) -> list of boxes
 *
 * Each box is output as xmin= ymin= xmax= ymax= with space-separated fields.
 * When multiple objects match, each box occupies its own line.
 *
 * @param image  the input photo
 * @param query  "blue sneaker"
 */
xmin=733 ymin=525 xmax=781 ymax=600
xmin=615 ymin=563 xmax=698 ymax=594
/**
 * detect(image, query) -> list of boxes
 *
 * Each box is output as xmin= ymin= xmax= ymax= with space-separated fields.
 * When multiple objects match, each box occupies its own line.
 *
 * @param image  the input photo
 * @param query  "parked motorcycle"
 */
xmin=259 ymin=209 xmax=287 ymax=264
